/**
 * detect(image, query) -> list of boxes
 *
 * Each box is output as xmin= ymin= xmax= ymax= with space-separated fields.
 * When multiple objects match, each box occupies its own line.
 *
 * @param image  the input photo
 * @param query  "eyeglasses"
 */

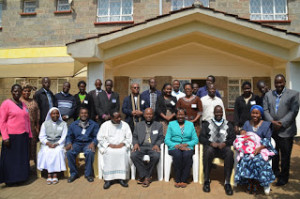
xmin=133 ymin=87 xmax=140 ymax=89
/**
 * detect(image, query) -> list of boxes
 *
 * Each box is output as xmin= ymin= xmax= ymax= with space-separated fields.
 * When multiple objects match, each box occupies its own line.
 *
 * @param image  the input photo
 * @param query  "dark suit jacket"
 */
xmin=88 ymin=89 xmax=103 ymax=116
xmin=122 ymin=94 xmax=146 ymax=131
xmin=34 ymin=88 xmax=57 ymax=125
xmin=132 ymin=121 xmax=164 ymax=147
xmin=74 ymin=92 xmax=95 ymax=120
xmin=140 ymin=89 xmax=162 ymax=109
xmin=95 ymin=91 xmax=120 ymax=123
xmin=263 ymin=88 xmax=299 ymax=138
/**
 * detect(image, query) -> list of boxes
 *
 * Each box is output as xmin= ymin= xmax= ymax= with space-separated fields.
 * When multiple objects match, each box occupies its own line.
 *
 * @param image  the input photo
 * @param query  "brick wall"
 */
xmin=0 ymin=0 xmax=299 ymax=48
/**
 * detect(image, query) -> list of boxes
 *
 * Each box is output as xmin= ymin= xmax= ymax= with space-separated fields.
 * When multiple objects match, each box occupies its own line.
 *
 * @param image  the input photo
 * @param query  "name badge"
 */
xmin=112 ymin=99 xmax=116 ymax=103
xmin=250 ymin=101 xmax=256 ymax=105
xmin=84 ymin=100 xmax=88 ymax=104
xmin=57 ymin=127 xmax=63 ymax=131
xmin=141 ymin=100 xmax=145 ymax=105
xmin=153 ymin=130 xmax=158 ymax=135
xmin=191 ymin=104 xmax=197 ymax=108
xmin=81 ymin=129 xmax=86 ymax=135
xmin=170 ymin=101 xmax=175 ymax=106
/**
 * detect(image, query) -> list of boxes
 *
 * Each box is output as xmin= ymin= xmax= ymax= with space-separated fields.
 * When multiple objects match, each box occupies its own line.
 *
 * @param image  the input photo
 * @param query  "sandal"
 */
xmin=246 ymin=183 xmax=252 ymax=194
xmin=253 ymin=184 xmax=258 ymax=195
xmin=52 ymin=178 xmax=59 ymax=184
xmin=46 ymin=178 xmax=52 ymax=185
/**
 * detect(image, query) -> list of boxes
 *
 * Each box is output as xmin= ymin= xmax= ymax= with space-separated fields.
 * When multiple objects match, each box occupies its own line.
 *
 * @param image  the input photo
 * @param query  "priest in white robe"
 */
xmin=97 ymin=112 xmax=132 ymax=189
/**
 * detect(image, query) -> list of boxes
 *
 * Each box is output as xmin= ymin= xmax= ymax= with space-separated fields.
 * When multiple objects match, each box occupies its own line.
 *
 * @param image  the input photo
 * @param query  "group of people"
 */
xmin=0 ymin=74 xmax=299 ymax=196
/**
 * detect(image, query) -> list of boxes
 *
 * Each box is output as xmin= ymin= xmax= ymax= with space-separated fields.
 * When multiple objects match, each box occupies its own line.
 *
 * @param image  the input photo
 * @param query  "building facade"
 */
xmin=0 ymin=0 xmax=300 ymax=129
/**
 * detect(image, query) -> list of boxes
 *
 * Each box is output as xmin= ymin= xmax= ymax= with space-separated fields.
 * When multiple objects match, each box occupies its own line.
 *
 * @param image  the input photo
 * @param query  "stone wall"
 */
xmin=0 ymin=0 xmax=299 ymax=48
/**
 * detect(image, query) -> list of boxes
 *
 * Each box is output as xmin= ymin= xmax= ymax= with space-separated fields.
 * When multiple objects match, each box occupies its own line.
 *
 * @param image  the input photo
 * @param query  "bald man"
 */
xmin=131 ymin=108 xmax=163 ymax=187
xmin=122 ymin=83 xmax=146 ymax=131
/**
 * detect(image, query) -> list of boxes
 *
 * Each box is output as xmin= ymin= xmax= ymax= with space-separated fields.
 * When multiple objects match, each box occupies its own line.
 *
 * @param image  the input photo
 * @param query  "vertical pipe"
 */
xmin=159 ymin=0 xmax=162 ymax=15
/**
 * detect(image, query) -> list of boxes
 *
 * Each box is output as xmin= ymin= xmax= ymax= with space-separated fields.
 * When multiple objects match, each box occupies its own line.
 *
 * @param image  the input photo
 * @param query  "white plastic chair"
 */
xmin=164 ymin=144 xmax=199 ymax=183
xmin=131 ymin=143 xmax=164 ymax=181
xmin=98 ymin=148 xmax=134 ymax=180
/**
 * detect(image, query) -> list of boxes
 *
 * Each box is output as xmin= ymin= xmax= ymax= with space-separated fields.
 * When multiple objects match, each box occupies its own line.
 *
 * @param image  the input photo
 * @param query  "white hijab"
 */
xmin=45 ymin=107 xmax=63 ymax=122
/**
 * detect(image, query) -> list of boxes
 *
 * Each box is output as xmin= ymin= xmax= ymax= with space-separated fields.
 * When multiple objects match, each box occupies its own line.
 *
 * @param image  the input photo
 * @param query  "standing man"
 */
xmin=256 ymin=80 xmax=270 ymax=106
xmin=97 ymin=112 xmax=132 ymax=189
xmin=122 ymin=83 xmax=145 ymax=132
xmin=201 ymin=84 xmax=225 ymax=122
xmin=55 ymin=82 xmax=76 ymax=125
xmin=66 ymin=107 xmax=99 ymax=183
xmin=34 ymin=77 xmax=57 ymax=125
xmin=171 ymin=80 xmax=185 ymax=100
xmin=141 ymin=78 xmax=161 ymax=112
xmin=88 ymin=79 xmax=103 ymax=123
xmin=192 ymin=83 xmax=200 ymax=96
xmin=263 ymin=74 xmax=299 ymax=186
xmin=95 ymin=79 xmax=120 ymax=124
xmin=197 ymin=75 xmax=222 ymax=98
xmin=131 ymin=108 xmax=164 ymax=187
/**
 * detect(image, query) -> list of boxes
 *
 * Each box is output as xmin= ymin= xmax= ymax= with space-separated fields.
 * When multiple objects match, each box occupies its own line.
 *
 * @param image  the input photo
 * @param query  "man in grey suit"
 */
xmin=263 ymin=74 xmax=299 ymax=186
xmin=95 ymin=79 xmax=120 ymax=125
xmin=88 ymin=79 xmax=103 ymax=123
xmin=131 ymin=108 xmax=164 ymax=187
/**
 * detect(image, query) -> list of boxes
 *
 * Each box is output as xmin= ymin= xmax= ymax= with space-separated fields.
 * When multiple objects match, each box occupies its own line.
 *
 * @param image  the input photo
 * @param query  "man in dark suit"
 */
xmin=263 ymin=74 xmax=299 ymax=186
xmin=131 ymin=108 xmax=163 ymax=187
xmin=141 ymin=78 xmax=161 ymax=112
xmin=122 ymin=83 xmax=145 ymax=131
xmin=88 ymin=79 xmax=103 ymax=123
xmin=34 ymin=77 xmax=57 ymax=125
xmin=95 ymin=79 xmax=120 ymax=125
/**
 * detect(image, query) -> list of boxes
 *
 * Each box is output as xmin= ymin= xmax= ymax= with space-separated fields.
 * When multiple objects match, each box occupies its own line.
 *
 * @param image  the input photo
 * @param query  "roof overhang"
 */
xmin=67 ymin=7 xmax=300 ymax=66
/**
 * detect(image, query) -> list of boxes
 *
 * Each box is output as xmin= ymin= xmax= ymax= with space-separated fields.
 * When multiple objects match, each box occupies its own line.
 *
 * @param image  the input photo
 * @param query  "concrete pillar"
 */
xmin=286 ymin=61 xmax=300 ymax=136
xmin=87 ymin=62 xmax=105 ymax=92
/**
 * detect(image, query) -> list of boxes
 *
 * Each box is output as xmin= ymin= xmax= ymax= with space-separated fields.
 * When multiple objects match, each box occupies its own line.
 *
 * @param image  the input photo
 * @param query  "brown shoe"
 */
xmin=174 ymin=182 xmax=181 ymax=188
xmin=180 ymin=182 xmax=187 ymax=188
xmin=142 ymin=178 xmax=151 ymax=188
xmin=137 ymin=177 xmax=145 ymax=184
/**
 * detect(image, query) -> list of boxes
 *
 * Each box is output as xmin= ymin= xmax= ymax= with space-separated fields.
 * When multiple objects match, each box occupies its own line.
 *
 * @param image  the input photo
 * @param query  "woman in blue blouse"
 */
xmin=165 ymin=108 xmax=198 ymax=188
xmin=235 ymin=105 xmax=276 ymax=195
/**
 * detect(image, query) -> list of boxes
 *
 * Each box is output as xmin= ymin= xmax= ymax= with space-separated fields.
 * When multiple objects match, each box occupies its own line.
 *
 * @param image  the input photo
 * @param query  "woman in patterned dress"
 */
xmin=20 ymin=83 xmax=40 ymax=164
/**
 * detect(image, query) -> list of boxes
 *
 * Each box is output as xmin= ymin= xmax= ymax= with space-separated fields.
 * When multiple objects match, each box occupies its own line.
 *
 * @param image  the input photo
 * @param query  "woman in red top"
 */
xmin=0 ymin=84 xmax=32 ymax=186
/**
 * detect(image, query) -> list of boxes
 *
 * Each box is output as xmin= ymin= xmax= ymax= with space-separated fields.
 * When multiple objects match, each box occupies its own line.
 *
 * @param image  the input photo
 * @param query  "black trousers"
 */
xmin=203 ymin=145 xmax=234 ymax=183
xmin=272 ymin=134 xmax=294 ymax=182
xmin=169 ymin=149 xmax=194 ymax=183
xmin=131 ymin=145 xmax=160 ymax=179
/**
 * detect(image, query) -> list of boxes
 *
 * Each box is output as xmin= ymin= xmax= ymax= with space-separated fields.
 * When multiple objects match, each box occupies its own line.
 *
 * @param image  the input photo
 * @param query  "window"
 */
xmin=97 ymin=0 xmax=133 ymax=22
xmin=172 ymin=0 xmax=209 ymax=11
xmin=250 ymin=0 xmax=288 ymax=21
xmin=0 ymin=3 xmax=2 ymax=27
xmin=228 ymin=78 xmax=252 ymax=108
xmin=57 ymin=0 xmax=71 ymax=11
xmin=23 ymin=0 xmax=36 ymax=13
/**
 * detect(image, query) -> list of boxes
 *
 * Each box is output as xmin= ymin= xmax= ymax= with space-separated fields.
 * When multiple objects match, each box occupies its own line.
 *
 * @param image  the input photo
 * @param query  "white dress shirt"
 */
xmin=171 ymin=90 xmax=186 ymax=100
xmin=201 ymin=95 xmax=226 ymax=122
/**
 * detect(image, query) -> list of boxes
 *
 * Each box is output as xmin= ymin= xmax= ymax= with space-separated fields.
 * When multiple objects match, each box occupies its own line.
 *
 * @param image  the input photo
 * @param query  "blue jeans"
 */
xmin=66 ymin=142 xmax=95 ymax=177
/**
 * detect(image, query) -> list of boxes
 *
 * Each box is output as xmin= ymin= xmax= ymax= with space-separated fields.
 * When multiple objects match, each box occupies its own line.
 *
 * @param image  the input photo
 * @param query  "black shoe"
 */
xmin=119 ymin=180 xmax=128 ymax=187
xmin=103 ymin=181 xmax=111 ymax=189
xmin=203 ymin=181 xmax=210 ymax=193
xmin=224 ymin=184 xmax=233 ymax=195
xmin=276 ymin=179 xmax=288 ymax=186
xmin=68 ymin=175 xmax=78 ymax=183
xmin=85 ymin=176 xmax=94 ymax=182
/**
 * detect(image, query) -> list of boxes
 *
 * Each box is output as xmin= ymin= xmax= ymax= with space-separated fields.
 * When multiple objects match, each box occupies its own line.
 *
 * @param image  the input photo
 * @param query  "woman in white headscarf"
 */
xmin=37 ymin=107 xmax=68 ymax=185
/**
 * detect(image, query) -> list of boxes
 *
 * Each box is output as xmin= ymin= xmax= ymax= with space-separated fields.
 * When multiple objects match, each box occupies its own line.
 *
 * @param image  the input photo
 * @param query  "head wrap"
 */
xmin=250 ymin=105 xmax=264 ymax=117
xmin=45 ymin=107 xmax=63 ymax=122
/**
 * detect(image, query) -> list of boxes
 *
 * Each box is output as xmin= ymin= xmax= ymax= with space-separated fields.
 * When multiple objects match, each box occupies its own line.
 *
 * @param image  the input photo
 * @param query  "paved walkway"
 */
xmin=1 ymin=143 xmax=300 ymax=199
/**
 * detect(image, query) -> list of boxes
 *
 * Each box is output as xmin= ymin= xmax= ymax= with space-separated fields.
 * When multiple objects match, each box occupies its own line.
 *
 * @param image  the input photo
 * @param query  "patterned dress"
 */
xmin=234 ymin=121 xmax=277 ymax=187
xmin=20 ymin=98 xmax=40 ymax=162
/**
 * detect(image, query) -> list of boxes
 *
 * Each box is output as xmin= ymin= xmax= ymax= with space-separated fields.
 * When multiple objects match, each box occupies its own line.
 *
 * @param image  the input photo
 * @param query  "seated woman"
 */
xmin=234 ymin=105 xmax=276 ymax=195
xmin=165 ymin=109 xmax=198 ymax=188
xmin=37 ymin=107 xmax=68 ymax=185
